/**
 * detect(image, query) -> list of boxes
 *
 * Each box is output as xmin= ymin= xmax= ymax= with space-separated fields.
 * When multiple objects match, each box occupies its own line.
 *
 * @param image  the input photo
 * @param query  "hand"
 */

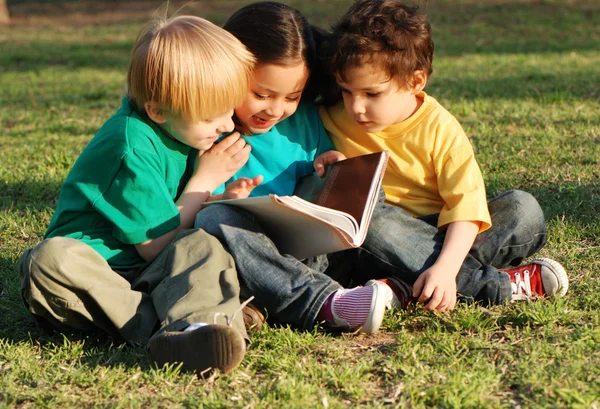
xmin=223 ymin=176 xmax=264 ymax=199
xmin=192 ymin=132 xmax=251 ymax=191
xmin=412 ymin=263 xmax=458 ymax=312
xmin=314 ymin=150 xmax=346 ymax=177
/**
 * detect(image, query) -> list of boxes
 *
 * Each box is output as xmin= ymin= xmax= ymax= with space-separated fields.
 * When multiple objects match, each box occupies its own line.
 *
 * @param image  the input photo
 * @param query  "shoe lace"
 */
xmin=511 ymin=271 xmax=532 ymax=298
xmin=213 ymin=296 xmax=255 ymax=327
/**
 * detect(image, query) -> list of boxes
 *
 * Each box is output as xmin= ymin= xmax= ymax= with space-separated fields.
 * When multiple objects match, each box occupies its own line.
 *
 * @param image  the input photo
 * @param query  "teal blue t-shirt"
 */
xmin=45 ymin=97 xmax=191 ymax=270
xmin=214 ymin=101 xmax=334 ymax=196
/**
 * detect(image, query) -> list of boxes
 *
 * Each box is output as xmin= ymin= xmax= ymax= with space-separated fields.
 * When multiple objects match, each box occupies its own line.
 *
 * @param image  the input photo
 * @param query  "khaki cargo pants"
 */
xmin=18 ymin=228 xmax=247 ymax=345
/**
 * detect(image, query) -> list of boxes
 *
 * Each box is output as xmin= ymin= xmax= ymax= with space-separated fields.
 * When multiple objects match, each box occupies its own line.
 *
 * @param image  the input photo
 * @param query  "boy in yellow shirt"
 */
xmin=320 ymin=0 xmax=568 ymax=310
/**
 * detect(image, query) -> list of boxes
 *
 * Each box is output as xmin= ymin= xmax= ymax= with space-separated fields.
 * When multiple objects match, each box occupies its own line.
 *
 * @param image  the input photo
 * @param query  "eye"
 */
xmin=253 ymin=92 xmax=268 ymax=100
xmin=340 ymin=88 xmax=351 ymax=94
xmin=366 ymin=92 xmax=380 ymax=98
xmin=286 ymin=96 xmax=300 ymax=102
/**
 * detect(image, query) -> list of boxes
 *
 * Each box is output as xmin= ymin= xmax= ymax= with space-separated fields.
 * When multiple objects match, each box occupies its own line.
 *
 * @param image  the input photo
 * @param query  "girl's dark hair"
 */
xmin=223 ymin=1 xmax=326 ymax=102
xmin=320 ymin=0 xmax=434 ymax=106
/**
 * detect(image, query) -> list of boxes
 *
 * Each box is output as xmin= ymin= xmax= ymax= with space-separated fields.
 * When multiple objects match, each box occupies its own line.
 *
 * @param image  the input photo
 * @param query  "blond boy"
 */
xmin=18 ymin=16 xmax=255 ymax=375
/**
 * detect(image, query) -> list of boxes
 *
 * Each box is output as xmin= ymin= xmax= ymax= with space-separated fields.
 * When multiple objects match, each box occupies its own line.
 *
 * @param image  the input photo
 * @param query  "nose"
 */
xmin=217 ymin=111 xmax=235 ymax=133
xmin=265 ymin=99 xmax=284 ymax=118
xmin=350 ymin=97 xmax=366 ymax=116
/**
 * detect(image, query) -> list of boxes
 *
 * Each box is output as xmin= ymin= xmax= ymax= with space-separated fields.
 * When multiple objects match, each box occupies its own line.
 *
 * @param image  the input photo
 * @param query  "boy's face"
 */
xmin=235 ymin=62 xmax=309 ymax=134
xmin=337 ymin=64 xmax=424 ymax=133
xmin=163 ymin=110 xmax=235 ymax=150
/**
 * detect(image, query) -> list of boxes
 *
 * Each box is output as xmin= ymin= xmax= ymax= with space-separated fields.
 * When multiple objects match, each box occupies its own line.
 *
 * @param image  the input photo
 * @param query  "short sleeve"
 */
xmin=93 ymin=149 xmax=180 ymax=244
xmin=437 ymin=144 xmax=491 ymax=232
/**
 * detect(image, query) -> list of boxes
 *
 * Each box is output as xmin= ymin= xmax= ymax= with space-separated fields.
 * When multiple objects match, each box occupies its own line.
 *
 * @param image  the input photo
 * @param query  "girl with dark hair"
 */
xmin=195 ymin=2 xmax=406 ymax=335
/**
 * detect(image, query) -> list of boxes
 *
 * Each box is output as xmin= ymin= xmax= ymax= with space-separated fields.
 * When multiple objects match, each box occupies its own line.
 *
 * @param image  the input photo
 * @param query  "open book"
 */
xmin=206 ymin=151 xmax=390 ymax=259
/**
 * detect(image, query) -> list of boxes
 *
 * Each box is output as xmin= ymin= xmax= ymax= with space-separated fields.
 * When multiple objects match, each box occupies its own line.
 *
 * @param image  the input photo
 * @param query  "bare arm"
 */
xmin=412 ymin=220 xmax=480 ymax=311
xmin=135 ymin=133 xmax=251 ymax=261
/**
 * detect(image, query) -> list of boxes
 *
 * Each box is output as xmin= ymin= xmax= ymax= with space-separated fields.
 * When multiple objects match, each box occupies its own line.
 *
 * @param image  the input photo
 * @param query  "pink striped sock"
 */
xmin=318 ymin=286 xmax=374 ymax=329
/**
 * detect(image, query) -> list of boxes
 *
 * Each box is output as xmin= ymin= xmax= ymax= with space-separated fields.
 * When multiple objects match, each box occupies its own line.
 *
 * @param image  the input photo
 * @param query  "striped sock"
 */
xmin=318 ymin=286 xmax=374 ymax=329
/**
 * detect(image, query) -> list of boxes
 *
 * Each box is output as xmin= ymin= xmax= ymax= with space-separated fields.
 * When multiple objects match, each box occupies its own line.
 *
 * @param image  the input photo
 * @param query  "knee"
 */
xmin=504 ymin=190 xmax=543 ymax=219
xmin=173 ymin=228 xmax=234 ymax=265
xmin=196 ymin=204 xmax=254 ymax=233
xmin=491 ymin=190 xmax=546 ymax=230
xmin=24 ymin=237 xmax=96 ymax=285
xmin=26 ymin=237 xmax=76 ymax=276
xmin=195 ymin=204 xmax=232 ymax=228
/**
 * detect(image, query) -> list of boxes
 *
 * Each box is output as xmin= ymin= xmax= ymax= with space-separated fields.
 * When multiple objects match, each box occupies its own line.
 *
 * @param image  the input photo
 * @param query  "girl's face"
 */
xmin=235 ymin=62 xmax=309 ymax=134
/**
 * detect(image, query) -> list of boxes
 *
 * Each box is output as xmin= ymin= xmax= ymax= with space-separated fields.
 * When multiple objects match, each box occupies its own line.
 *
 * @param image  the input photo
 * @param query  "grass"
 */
xmin=1 ymin=0 xmax=600 ymax=407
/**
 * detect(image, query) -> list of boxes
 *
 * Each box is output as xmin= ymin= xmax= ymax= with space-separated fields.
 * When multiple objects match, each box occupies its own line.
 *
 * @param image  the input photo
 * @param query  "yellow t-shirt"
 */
xmin=319 ymin=91 xmax=491 ymax=232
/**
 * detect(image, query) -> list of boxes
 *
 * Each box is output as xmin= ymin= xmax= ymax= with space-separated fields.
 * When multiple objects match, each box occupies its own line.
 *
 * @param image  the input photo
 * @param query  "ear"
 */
xmin=410 ymin=70 xmax=428 ymax=94
xmin=144 ymin=101 xmax=167 ymax=124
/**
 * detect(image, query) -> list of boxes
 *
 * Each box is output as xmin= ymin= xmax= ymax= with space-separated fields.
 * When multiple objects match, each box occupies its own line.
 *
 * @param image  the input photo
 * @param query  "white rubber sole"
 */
xmin=360 ymin=281 xmax=392 ymax=334
xmin=532 ymin=257 xmax=569 ymax=297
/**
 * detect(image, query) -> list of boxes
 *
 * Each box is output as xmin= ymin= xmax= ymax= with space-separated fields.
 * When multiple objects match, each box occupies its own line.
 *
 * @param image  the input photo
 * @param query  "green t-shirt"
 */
xmin=45 ymin=97 xmax=191 ymax=269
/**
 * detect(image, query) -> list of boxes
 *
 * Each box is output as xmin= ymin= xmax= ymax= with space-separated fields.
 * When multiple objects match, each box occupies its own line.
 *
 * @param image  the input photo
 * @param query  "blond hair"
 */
xmin=127 ymin=15 xmax=255 ymax=122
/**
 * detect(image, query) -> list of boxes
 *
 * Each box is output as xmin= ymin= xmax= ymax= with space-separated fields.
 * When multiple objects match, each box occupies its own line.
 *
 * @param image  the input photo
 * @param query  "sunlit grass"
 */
xmin=1 ymin=1 xmax=600 ymax=407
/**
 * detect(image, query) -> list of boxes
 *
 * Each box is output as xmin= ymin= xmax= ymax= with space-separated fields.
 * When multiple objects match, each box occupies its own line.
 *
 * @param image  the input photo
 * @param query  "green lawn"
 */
xmin=1 ymin=0 xmax=600 ymax=408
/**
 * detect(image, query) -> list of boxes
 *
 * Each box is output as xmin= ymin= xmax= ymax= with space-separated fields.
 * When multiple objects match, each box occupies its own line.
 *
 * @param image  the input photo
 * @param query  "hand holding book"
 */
xmin=205 ymin=151 xmax=390 ymax=259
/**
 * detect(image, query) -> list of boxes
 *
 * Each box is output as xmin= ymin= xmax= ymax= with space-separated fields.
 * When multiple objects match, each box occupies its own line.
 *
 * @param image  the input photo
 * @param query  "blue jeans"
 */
xmin=354 ymin=190 xmax=547 ymax=304
xmin=195 ymin=205 xmax=344 ymax=330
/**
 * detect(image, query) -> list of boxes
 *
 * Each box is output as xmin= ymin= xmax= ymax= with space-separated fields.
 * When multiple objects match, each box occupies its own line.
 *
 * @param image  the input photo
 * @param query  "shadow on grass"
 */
xmin=1 ymin=41 xmax=132 ymax=73
xmin=2 ymin=1 xmax=599 ymax=73
xmin=531 ymin=183 xmax=600 ymax=226
xmin=428 ymin=67 xmax=600 ymax=101
xmin=0 ymin=179 xmax=61 ymax=211
xmin=483 ymin=182 xmax=599 ymax=224
xmin=429 ymin=1 xmax=600 ymax=56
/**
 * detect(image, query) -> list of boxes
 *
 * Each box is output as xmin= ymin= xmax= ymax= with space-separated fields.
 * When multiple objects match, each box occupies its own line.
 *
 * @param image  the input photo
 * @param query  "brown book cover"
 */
xmin=206 ymin=151 xmax=390 ymax=259
xmin=295 ymin=152 xmax=386 ymax=224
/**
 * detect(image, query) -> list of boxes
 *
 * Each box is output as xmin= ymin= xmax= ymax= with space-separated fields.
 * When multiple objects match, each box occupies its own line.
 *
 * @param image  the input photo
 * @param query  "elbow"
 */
xmin=135 ymin=242 xmax=159 ymax=262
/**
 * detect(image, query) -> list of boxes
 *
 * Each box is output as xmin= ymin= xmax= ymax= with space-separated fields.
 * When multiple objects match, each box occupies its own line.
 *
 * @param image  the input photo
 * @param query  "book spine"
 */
xmin=315 ymin=166 xmax=340 ymax=207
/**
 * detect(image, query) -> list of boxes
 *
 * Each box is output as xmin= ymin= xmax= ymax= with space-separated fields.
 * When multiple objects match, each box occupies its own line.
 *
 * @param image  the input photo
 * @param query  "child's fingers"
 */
xmin=252 ymin=175 xmax=264 ymax=186
xmin=433 ymin=291 xmax=455 ymax=312
xmin=423 ymin=287 xmax=443 ymax=311
xmin=412 ymin=275 xmax=425 ymax=298
xmin=224 ymin=136 xmax=249 ymax=156
xmin=229 ymin=144 xmax=252 ymax=165
xmin=314 ymin=162 xmax=325 ymax=177
xmin=214 ymin=132 xmax=244 ymax=152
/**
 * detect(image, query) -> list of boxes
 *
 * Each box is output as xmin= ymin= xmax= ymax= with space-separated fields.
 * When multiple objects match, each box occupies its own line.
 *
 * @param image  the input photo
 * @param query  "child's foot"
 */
xmin=242 ymin=300 xmax=265 ymax=331
xmin=366 ymin=277 xmax=413 ymax=310
xmin=501 ymin=258 xmax=569 ymax=301
xmin=148 ymin=324 xmax=246 ymax=376
xmin=317 ymin=282 xmax=392 ymax=334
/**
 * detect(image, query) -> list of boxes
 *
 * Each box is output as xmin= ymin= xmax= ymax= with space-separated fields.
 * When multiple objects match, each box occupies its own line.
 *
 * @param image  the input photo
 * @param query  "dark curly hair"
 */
xmin=320 ymin=0 xmax=434 ymax=105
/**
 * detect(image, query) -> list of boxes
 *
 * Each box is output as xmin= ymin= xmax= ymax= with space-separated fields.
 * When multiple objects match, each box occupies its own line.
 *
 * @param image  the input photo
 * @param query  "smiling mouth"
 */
xmin=252 ymin=115 xmax=276 ymax=128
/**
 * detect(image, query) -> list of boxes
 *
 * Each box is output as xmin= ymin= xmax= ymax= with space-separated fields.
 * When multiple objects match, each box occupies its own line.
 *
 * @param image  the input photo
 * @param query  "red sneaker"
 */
xmin=501 ymin=258 xmax=569 ymax=301
xmin=366 ymin=277 xmax=413 ymax=310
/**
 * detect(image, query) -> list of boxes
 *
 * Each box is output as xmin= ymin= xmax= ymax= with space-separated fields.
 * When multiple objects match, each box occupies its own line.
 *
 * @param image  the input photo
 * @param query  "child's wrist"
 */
xmin=185 ymin=177 xmax=218 ymax=195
